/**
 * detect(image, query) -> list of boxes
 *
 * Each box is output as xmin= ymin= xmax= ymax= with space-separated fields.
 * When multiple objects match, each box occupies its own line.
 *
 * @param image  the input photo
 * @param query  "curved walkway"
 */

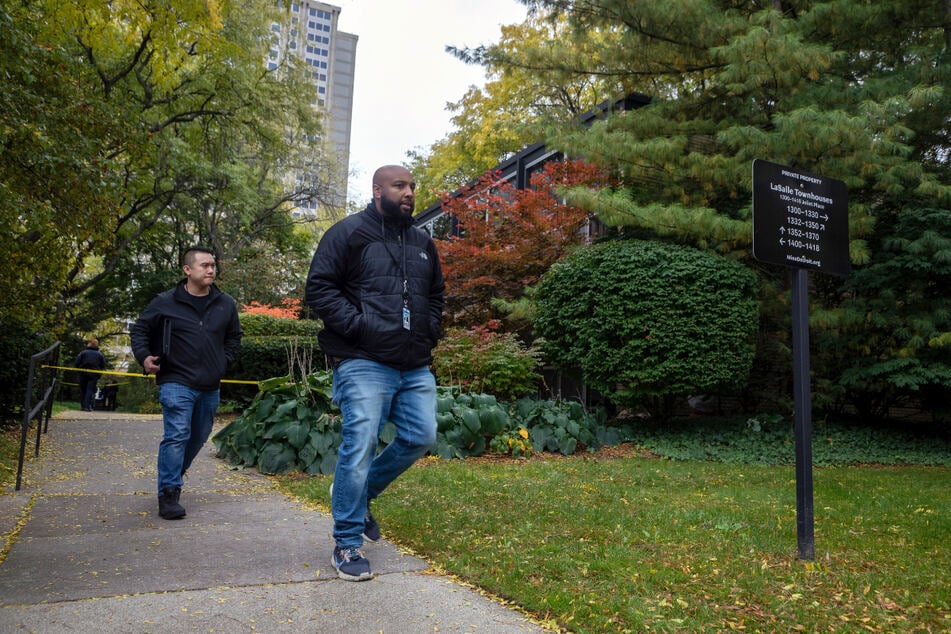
xmin=0 ymin=412 xmax=546 ymax=633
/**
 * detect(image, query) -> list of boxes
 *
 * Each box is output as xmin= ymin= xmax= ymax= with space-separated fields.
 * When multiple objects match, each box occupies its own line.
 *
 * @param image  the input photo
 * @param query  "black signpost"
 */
xmin=752 ymin=159 xmax=850 ymax=561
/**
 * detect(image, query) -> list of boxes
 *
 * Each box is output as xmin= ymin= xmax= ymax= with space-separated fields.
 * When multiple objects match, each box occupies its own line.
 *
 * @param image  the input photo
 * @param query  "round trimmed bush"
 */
xmin=533 ymin=240 xmax=759 ymax=407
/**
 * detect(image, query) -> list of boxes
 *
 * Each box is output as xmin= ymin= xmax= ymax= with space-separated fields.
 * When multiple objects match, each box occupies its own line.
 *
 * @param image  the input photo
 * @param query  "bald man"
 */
xmin=306 ymin=165 xmax=445 ymax=581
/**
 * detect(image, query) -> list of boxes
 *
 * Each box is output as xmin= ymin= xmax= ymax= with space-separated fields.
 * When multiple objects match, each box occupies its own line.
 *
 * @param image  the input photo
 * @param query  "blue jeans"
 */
xmin=156 ymin=382 xmax=220 ymax=494
xmin=331 ymin=359 xmax=437 ymax=548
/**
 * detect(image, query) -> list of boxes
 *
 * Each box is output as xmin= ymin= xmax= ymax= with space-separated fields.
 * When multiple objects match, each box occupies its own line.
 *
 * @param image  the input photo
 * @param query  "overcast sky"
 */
xmin=334 ymin=0 xmax=528 ymax=205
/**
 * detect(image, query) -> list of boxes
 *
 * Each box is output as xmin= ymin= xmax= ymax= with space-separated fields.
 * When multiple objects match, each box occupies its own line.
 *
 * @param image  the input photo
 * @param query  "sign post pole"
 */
xmin=790 ymin=268 xmax=815 ymax=560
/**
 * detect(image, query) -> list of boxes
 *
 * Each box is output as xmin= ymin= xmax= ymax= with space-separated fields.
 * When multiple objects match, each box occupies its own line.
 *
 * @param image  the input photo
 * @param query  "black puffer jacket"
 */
xmin=130 ymin=281 xmax=243 ymax=390
xmin=305 ymin=202 xmax=445 ymax=370
xmin=74 ymin=346 xmax=105 ymax=378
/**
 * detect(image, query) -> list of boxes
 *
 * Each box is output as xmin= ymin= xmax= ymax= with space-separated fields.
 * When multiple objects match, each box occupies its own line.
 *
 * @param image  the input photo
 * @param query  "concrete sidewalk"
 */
xmin=0 ymin=412 xmax=546 ymax=633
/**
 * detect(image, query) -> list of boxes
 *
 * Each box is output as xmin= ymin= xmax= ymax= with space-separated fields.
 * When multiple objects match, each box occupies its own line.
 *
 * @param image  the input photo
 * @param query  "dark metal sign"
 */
xmin=752 ymin=159 xmax=850 ymax=277
xmin=751 ymin=159 xmax=852 ymax=560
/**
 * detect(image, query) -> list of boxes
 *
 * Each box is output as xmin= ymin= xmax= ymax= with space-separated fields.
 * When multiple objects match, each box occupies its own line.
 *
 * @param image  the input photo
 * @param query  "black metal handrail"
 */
xmin=15 ymin=341 xmax=60 ymax=491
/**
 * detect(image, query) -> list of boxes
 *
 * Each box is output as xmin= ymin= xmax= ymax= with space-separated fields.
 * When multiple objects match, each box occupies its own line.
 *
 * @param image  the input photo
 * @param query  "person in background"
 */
xmin=74 ymin=338 xmax=106 ymax=412
xmin=306 ymin=165 xmax=445 ymax=581
xmin=130 ymin=247 xmax=242 ymax=520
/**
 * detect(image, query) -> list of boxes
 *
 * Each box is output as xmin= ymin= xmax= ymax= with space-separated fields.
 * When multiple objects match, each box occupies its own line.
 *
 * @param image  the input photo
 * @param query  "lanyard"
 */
xmin=382 ymin=224 xmax=411 ymax=329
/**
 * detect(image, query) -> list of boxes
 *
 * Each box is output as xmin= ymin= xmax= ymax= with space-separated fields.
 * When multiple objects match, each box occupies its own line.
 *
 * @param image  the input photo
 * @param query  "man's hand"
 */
xmin=143 ymin=356 xmax=161 ymax=375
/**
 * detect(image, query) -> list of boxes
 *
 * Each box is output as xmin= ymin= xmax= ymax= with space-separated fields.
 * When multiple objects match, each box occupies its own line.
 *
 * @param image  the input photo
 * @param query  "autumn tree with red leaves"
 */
xmin=241 ymin=298 xmax=303 ymax=320
xmin=436 ymin=158 xmax=613 ymax=329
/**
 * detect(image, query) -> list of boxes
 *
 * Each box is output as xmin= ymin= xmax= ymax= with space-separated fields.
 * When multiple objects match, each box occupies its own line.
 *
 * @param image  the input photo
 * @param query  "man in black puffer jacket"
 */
xmin=131 ymin=246 xmax=242 ymax=520
xmin=306 ymin=165 xmax=444 ymax=581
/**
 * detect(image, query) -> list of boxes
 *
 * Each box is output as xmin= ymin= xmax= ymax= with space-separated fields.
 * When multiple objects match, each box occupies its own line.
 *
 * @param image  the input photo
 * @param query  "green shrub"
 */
xmin=813 ymin=207 xmax=951 ymax=422
xmin=534 ymin=240 xmax=759 ymax=412
xmin=238 ymin=312 xmax=322 ymax=337
xmin=511 ymin=397 xmax=609 ymax=455
xmin=434 ymin=390 xmax=614 ymax=459
xmin=229 ymin=313 xmax=323 ymax=404
xmin=0 ymin=318 xmax=56 ymax=424
xmin=432 ymin=389 xmax=511 ymax=459
xmin=218 ymin=373 xmax=619 ymax=473
xmin=117 ymin=365 xmax=161 ymax=413
xmin=432 ymin=323 xmax=542 ymax=400
xmin=489 ymin=427 xmax=533 ymax=458
xmin=213 ymin=372 xmax=341 ymax=475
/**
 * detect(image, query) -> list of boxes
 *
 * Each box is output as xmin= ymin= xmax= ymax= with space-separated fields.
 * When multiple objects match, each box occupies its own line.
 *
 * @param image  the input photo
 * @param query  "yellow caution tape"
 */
xmin=41 ymin=365 xmax=259 ymax=385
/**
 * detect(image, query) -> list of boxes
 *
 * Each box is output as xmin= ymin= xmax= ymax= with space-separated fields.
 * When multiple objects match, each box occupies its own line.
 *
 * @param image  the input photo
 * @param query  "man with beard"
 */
xmin=306 ymin=165 xmax=445 ymax=581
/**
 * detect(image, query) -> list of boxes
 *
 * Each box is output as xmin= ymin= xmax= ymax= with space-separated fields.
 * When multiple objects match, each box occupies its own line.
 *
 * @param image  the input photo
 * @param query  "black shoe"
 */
xmin=363 ymin=508 xmax=381 ymax=542
xmin=331 ymin=546 xmax=373 ymax=581
xmin=158 ymin=486 xmax=186 ymax=519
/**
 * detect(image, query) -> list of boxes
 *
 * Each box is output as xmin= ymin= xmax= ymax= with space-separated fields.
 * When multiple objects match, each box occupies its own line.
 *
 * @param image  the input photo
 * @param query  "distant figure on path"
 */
xmin=74 ymin=338 xmax=106 ymax=412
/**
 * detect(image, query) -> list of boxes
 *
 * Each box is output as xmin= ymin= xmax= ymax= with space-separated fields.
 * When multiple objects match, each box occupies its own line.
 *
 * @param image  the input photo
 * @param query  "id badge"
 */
xmin=402 ymin=307 xmax=411 ymax=330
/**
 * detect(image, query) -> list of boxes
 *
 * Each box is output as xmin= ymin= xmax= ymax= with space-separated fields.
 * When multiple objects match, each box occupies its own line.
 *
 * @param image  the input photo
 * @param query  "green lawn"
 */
xmin=280 ymin=451 xmax=949 ymax=632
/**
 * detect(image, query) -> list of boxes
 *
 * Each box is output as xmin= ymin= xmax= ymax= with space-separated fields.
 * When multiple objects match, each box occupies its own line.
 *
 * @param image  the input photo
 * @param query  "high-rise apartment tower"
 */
xmin=269 ymin=1 xmax=357 ymax=211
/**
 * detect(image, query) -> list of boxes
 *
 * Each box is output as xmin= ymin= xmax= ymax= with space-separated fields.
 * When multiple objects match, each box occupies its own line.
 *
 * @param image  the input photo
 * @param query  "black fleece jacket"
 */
xmin=305 ymin=202 xmax=445 ymax=370
xmin=130 ymin=281 xmax=243 ymax=390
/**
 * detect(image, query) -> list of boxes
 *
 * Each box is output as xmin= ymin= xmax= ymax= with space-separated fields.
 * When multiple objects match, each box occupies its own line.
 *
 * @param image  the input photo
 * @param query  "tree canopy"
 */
xmin=1 ymin=0 xmax=339 ymax=334
xmin=409 ymin=13 xmax=623 ymax=210
xmin=496 ymin=1 xmax=948 ymax=245
xmin=478 ymin=0 xmax=951 ymax=417
xmin=435 ymin=159 xmax=613 ymax=329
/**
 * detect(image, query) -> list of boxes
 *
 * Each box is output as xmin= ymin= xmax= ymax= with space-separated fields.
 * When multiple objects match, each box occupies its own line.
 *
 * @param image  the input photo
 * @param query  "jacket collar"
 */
xmin=173 ymin=278 xmax=220 ymax=302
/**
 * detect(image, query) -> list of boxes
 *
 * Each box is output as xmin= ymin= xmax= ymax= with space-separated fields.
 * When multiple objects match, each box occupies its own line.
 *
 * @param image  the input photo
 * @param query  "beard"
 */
xmin=380 ymin=194 xmax=413 ymax=219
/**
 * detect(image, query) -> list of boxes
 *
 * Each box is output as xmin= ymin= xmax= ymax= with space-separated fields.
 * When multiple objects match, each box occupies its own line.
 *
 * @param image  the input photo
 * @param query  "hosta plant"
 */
xmin=512 ymin=397 xmax=607 ymax=456
xmin=433 ymin=389 xmax=510 ymax=459
xmin=489 ymin=427 xmax=533 ymax=458
xmin=213 ymin=371 xmax=341 ymax=475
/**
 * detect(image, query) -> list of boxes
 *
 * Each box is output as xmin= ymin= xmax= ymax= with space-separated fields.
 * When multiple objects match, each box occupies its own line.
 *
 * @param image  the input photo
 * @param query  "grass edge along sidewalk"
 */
xmin=280 ymin=450 xmax=950 ymax=633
